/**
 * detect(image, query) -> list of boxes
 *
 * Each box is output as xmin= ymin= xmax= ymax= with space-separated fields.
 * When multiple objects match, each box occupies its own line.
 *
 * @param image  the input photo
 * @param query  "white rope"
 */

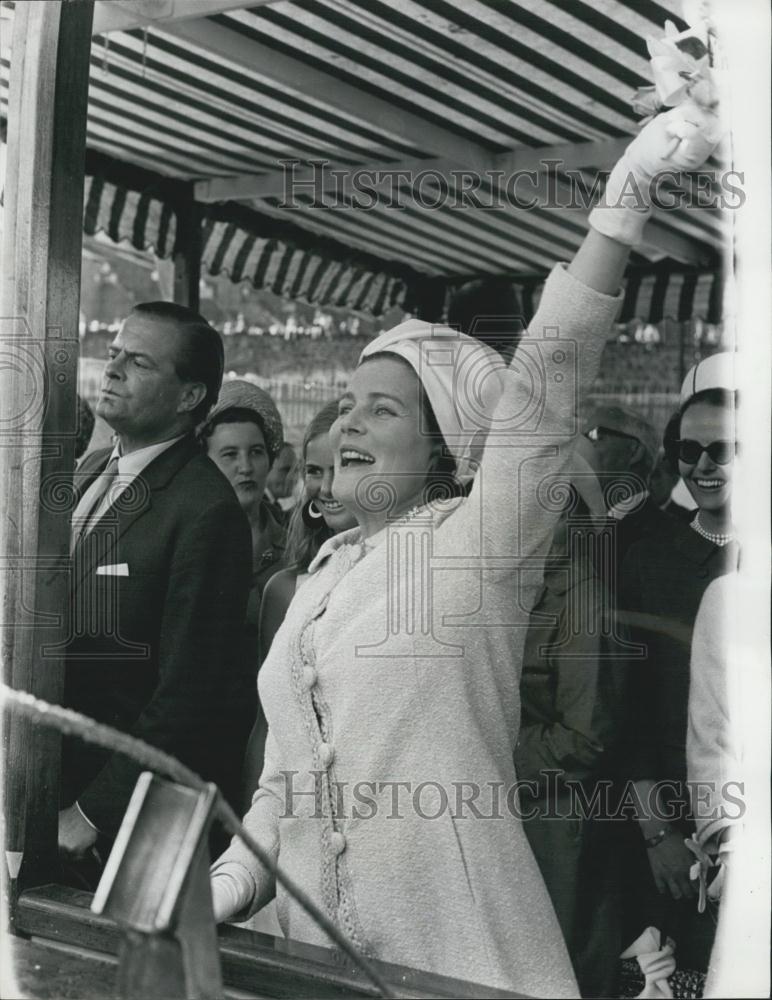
xmin=0 ymin=683 xmax=396 ymax=999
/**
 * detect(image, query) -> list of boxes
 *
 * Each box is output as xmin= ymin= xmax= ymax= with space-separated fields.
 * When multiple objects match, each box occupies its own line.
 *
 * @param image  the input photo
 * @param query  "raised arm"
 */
xmin=455 ymin=100 xmax=723 ymax=573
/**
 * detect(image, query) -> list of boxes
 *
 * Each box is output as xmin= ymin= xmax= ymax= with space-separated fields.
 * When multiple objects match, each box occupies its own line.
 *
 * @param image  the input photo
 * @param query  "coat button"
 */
xmin=318 ymin=742 xmax=334 ymax=768
xmin=330 ymin=831 xmax=346 ymax=855
xmin=302 ymin=666 xmax=318 ymax=690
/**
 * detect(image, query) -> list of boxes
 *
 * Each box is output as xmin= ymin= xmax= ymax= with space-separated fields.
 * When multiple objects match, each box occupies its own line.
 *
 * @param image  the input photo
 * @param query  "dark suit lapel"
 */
xmin=71 ymin=435 xmax=198 ymax=592
xmin=72 ymin=448 xmax=113 ymax=506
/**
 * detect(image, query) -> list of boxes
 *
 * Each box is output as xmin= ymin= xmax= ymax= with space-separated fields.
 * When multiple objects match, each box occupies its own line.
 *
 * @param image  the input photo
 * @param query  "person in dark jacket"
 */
xmin=60 ymin=302 xmax=253 ymax=869
xmin=616 ymin=354 xmax=738 ymax=973
xmin=516 ymin=497 xmax=629 ymax=997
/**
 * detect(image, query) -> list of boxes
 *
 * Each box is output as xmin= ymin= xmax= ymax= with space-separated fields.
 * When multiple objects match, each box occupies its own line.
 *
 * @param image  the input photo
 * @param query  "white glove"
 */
xmin=210 ymin=865 xmax=255 ymax=923
xmin=621 ymin=926 xmax=677 ymax=999
xmin=589 ymin=99 xmax=724 ymax=246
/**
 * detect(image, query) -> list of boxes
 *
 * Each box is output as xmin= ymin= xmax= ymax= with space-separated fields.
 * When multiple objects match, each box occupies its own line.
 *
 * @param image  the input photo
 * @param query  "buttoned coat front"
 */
xmin=215 ymin=265 xmax=622 ymax=996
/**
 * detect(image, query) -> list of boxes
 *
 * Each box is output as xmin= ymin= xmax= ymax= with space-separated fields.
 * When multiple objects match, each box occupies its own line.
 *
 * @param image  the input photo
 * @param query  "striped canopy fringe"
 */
xmin=81 ymin=170 xmax=412 ymax=315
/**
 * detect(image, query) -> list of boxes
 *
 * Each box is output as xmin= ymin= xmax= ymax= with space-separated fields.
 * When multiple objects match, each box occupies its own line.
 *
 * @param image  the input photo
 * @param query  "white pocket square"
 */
xmin=96 ymin=563 xmax=129 ymax=577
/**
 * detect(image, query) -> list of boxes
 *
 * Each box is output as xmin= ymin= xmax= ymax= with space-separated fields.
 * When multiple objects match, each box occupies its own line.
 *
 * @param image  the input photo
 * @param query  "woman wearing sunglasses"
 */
xmin=677 ymin=391 xmax=734 ymax=545
xmin=616 ymin=353 xmax=739 ymax=980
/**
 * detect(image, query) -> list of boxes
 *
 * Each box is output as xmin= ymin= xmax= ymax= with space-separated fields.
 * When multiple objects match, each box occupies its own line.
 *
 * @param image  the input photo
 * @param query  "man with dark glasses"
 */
xmin=578 ymin=402 xmax=672 ymax=573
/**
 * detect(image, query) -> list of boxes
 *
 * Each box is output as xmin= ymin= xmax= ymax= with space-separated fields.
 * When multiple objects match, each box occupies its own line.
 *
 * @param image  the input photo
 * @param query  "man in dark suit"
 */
xmin=59 ymin=302 xmax=253 ymax=861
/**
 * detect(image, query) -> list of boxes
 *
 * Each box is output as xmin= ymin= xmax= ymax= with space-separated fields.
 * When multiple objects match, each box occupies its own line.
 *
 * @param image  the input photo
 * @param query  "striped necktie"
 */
xmin=71 ymin=456 xmax=120 ymax=551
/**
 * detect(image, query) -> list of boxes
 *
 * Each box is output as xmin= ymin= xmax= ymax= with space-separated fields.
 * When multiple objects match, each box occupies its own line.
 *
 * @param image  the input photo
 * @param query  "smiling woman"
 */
xmin=208 ymin=100 xmax=725 ymax=996
xmin=331 ymin=356 xmax=442 ymax=538
xmin=677 ymin=389 xmax=737 ymax=543
xmin=332 ymin=351 xmax=465 ymax=538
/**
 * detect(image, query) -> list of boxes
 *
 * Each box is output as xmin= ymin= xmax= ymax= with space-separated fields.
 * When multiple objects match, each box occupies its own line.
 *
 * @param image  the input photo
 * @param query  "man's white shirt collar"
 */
xmin=113 ymin=434 xmax=186 ymax=477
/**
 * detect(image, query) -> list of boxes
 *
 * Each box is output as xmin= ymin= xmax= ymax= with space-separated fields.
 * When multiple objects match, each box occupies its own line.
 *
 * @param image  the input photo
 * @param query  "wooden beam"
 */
xmin=92 ymin=0 xmax=259 ymax=37
xmin=195 ymin=157 xmax=712 ymax=267
xmin=493 ymin=137 xmax=630 ymax=174
xmin=172 ymin=203 xmax=202 ymax=311
xmin=0 ymin=0 xmax=94 ymax=894
xmin=160 ymin=17 xmax=493 ymax=175
xmin=194 ymin=137 xmax=631 ymax=205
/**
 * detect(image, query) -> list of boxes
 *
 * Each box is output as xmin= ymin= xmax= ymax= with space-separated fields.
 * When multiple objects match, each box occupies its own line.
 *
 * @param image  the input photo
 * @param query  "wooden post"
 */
xmin=173 ymin=202 xmax=202 ymax=313
xmin=0 ymin=0 xmax=94 ymax=896
xmin=92 ymin=774 xmax=223 ymax=999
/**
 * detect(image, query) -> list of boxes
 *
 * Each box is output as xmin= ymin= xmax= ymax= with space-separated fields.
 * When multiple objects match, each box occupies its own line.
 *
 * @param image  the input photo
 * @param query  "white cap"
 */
xmin=679 ymin=352 xmax=735 ymax=405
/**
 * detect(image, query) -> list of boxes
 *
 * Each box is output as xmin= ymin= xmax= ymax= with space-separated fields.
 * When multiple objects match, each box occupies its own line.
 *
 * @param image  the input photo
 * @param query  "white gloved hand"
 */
xmin=621 ymin=926 xmax=677 ymax=999
xmin=629 ymin=99 xmax=723 ymax=174
xmin=589 ymin=99 xmax=724 ymax=246
xmin=210 ymin=866 xmax=255 ymax=923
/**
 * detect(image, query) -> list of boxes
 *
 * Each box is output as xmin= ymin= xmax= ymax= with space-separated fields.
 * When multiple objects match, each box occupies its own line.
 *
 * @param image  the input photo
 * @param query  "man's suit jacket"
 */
xmin=62 ymin=434 xmax=253 ymax=835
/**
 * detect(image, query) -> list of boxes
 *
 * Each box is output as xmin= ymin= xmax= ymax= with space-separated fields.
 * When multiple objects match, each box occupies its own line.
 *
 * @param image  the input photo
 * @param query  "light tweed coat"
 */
xmin=214 ymin=264 xmax=621 ymax=996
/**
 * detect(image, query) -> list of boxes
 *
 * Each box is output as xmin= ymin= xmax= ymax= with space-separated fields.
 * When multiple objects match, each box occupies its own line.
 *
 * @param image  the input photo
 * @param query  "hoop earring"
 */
xmin=302 ymin=498 xmax=324 ymax=528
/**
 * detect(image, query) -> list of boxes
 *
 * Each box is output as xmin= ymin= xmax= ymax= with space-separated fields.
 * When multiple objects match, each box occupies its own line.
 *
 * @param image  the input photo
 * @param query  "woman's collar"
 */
xmin=307 ymin=525 xmax=365 ymax=574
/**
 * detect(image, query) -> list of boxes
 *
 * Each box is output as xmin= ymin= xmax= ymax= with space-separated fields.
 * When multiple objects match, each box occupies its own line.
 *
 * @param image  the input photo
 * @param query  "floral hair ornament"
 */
xmin=631 ymin=0 xmax=726 ymax=141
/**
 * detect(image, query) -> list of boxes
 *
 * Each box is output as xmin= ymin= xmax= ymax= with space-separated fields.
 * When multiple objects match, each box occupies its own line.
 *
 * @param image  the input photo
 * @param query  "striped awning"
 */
xmin=81 ymin=153 xmax=417 ymax=313
xmin=1 ymin=0 xmax=729 ymax=317
xmin=80 ymin=156 xmax=725 ymax=323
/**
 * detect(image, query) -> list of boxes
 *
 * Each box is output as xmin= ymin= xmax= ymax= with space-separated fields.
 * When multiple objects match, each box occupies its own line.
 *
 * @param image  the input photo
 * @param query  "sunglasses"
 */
xmin=676 ymin=439 xmax=735 ymax=466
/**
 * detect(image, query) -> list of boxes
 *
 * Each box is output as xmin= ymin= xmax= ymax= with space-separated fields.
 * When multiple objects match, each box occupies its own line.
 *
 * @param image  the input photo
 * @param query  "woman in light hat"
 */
xmin=199 ymin=378 xmax=286 ymax=655
xmin=615 ymin=353 xmax=739 ymax=980
xmin=210 ymin=103 xmax=722 ymax=995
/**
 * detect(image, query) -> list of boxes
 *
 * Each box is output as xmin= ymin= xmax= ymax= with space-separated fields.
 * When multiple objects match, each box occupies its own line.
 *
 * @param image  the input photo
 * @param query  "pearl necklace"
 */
xmin=692 ymin=513 xmax=734 ymax=546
